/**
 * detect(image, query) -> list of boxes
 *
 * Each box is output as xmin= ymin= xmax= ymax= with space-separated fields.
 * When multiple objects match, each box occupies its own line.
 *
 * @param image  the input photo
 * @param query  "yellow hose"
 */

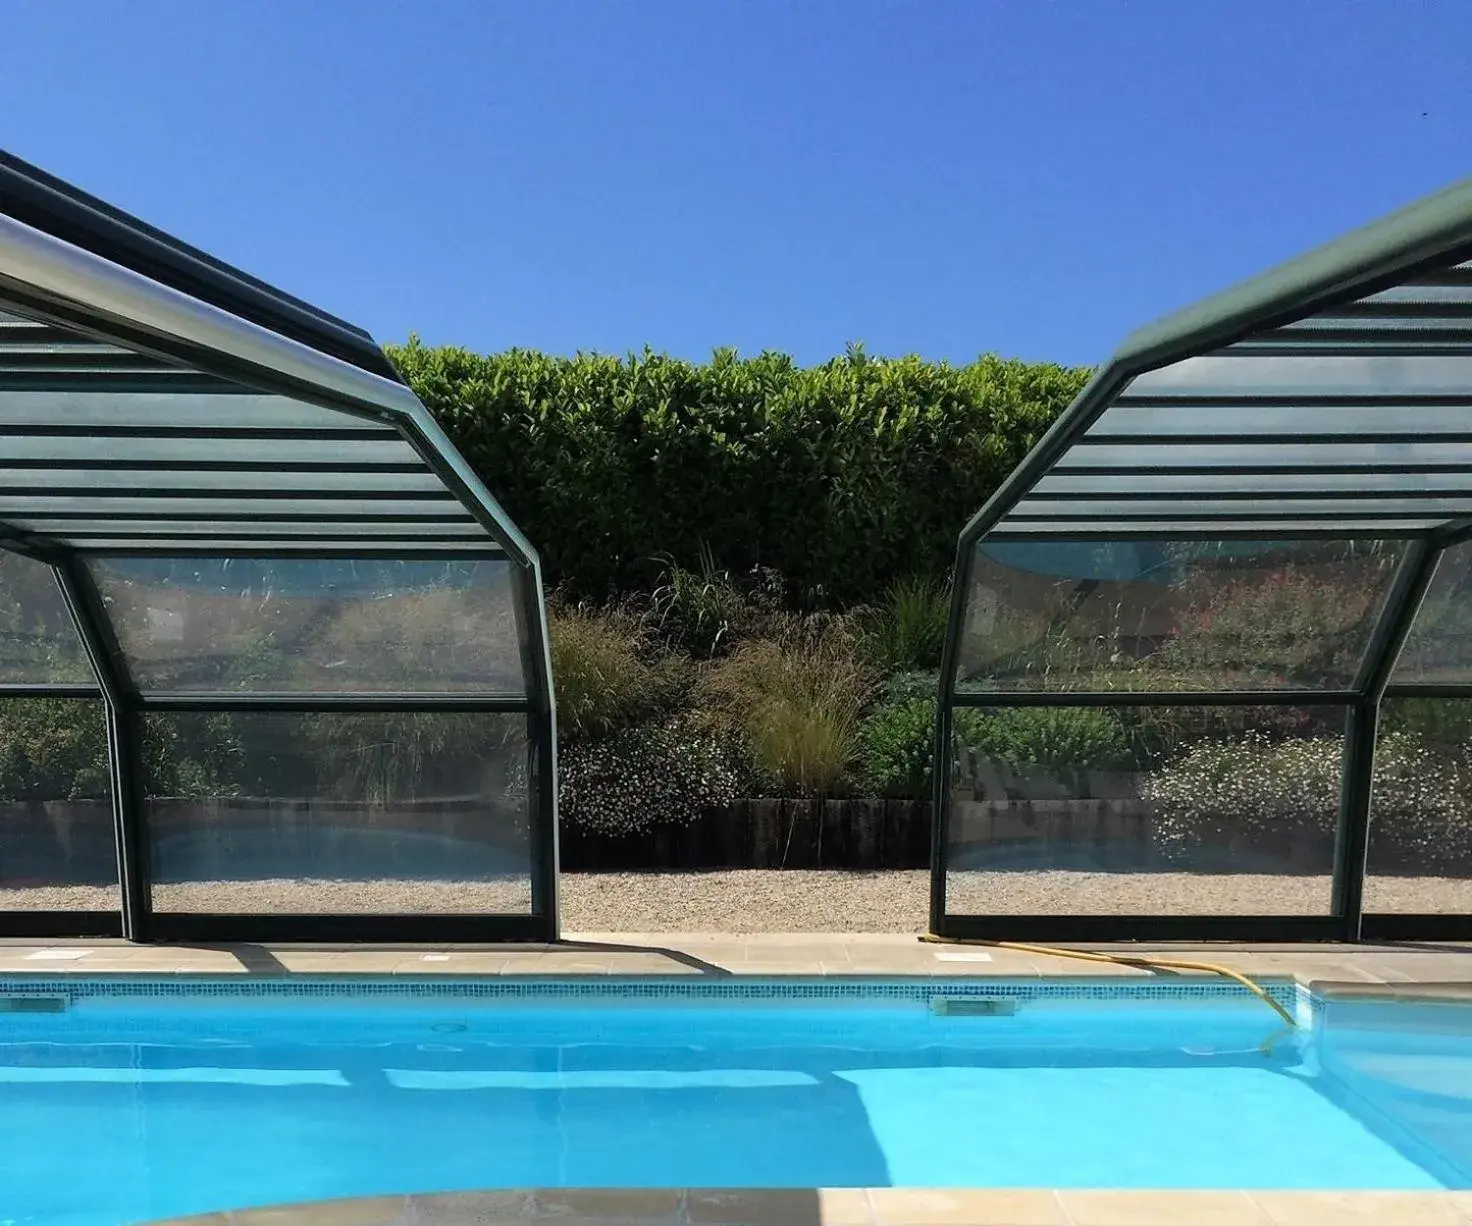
xmin=919 ymin=933 xmax=1298 ymax=1030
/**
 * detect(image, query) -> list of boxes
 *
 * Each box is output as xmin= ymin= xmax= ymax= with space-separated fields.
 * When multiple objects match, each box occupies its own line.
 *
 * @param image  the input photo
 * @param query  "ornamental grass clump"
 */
xmin=549 ymin=604 xmax=691 ymax=740
xmin=557 ymin=720 xmax=745 ymax=836
xmin=647 ymin=545 xmax=750 ymax=658
xmin=702 ymin=616 xmax=875 ymax=797
xmin=304 ymin=710 xmax=511 ymax=806
xmin=859 ymin=575 xmax=951 ymax=674
xmin=313 ymin=582 xmax=522 ymax=692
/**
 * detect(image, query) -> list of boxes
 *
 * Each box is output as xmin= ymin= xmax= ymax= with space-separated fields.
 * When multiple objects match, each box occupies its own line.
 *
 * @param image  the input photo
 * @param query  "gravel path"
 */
xmin=4 ymin=871 xmax=1468 ymax=931
xmin=564 ymin=871 xmax=1472 ymax=931
xmin=561 ymin=870 xmax=930 ymax=933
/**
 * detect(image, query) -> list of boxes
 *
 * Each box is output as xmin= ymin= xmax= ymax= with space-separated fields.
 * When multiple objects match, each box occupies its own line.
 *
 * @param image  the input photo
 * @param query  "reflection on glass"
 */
xmin=944 ymin=704 xmax=1344 ymax=916
xmin=0 ymin=550 xmax=94 ymax=685
xmin=143 ymin=711 xmax=533 ymax=914
xmin=1123 ymin=353 xmax=1472 ymax=398
xmin=1036 ymin=471 xmax=1472 ymax=497
xmin=0 ymin=697 xmax=118 ymax=910
xmin=1091 ymin=402 xmax=1472 ymax=439
xmin=956 ymin=539 xmax=1402 ymax=692
xmin=90 ymin=557 xmax=526 ymax=694
xmin=1364 ymin=697 xmax=1472 ymax=915
xmin=1056 ymin=442 xmax=1472 ymax=469
xmin=1392 ymin=542 xmax=1472 ymax=686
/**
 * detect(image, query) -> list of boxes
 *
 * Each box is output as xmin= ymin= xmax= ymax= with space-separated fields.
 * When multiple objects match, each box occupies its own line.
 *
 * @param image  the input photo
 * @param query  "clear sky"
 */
xmin=2 ymin=1 xmax=1468 ymax=367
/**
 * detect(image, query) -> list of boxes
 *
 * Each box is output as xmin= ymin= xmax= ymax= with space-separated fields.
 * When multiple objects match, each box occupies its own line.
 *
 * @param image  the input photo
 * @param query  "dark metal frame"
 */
xmin=4 ymin=541 xmax=558 ymax=944
xmin=0 ymin=155 xmax=559 ymax=944
xmin=0 ymin=150 xmax=400 ymax=382
xmin=52 ymin=557 xmax=148 ymax=940
xmin=932 ymin=178 xmax=1472 ymax=944
xmin=1333 ymin=542 xmax=1442 ymax=937
xmin=0 ymin=556 xmax=122 ymax=937
xmin=933 ymin=535 xmax=1472 ymax=945
xmin=0 ymin=673 xmax=124 ymax=938
xmin=932 ymin=687 xmax=1364 ymax=943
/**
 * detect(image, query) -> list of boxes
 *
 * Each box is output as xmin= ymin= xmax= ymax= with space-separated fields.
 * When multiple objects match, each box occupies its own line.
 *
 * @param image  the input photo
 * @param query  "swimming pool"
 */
xmin=1 ymin=977 xmax=1469 ymax=1224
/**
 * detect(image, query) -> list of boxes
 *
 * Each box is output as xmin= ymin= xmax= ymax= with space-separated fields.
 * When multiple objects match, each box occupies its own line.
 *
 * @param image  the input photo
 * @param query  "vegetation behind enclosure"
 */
xmin=4 ymin=339 xmax=1471 ymax=875
xmin=388 ymin=342 xmax=1089 ymax=605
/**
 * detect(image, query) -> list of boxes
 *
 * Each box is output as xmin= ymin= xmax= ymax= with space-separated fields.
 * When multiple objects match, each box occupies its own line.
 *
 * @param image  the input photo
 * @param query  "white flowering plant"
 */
xmin=1145 ymin=731 xmax=1472 ymax=870
xmin=557 ymin=720 xmax=746 ymax=837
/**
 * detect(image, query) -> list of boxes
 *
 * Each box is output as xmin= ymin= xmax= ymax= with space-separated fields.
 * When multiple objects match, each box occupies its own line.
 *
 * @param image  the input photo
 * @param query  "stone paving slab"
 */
xmin=1 ymin=934 xmax=1470 ymax=992
xmin=144 ymin=1189 xmax=1472 ymax=1225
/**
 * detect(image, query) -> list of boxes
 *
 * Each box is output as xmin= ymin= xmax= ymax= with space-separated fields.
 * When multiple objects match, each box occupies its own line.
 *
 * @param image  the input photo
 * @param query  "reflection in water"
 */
xmin=1 ymin=999 xmax=1467 ymax=1224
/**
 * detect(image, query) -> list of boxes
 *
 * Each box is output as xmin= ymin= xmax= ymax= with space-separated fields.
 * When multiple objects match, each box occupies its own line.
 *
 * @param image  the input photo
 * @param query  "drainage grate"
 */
xmin=930 ymin=996 xmax=1018 ymax=1017
xmin=0 ymin=995 xmax=68 ymax=1014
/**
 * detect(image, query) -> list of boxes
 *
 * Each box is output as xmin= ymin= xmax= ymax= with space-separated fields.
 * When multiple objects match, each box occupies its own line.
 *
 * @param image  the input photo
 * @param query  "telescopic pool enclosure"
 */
xmin=0 ymin=152 xmax=556 ymax=942
xmin=5 ymin=154 xmax=1472 ymax=948
xmin=935 ymin=176 xmax=1472 ymax=944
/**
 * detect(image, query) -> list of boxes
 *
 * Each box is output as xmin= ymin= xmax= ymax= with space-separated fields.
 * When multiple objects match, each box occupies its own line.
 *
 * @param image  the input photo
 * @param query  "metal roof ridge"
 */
xmin=1115 ymin=176 xmax=1472 ymax=370
xmin=0 ymin=149 xmax=399 ymax=382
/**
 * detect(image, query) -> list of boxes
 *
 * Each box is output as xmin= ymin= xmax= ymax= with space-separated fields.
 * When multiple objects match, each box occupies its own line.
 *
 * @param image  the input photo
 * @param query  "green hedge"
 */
xmin=389 ymin=343 xmax=1089 ymax=604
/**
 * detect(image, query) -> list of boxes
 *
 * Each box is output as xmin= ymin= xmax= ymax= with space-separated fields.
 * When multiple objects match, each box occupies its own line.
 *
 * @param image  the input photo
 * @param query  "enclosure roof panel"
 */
xmin=970 ymin=178 xmax=1472 ymax=542
xmin=1115 ymin=177 xmax=1472 ymax=368
xmin=0 ymin=150 xmax=396 ymax=381
xmin=0 ymin=154 xmax=533 ymax=563
xmin=0 ymin=309 xmax=491 ymax=555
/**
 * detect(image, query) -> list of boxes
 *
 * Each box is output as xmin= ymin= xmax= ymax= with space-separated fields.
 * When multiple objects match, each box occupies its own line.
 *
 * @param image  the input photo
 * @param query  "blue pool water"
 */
xmin=1 ymin=980 xmax=1469 ymax=1224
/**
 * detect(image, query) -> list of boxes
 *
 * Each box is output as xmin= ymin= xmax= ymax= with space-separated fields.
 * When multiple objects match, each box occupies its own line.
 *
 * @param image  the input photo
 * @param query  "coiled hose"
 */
xmin=919 ymin=933 xmax=1298 ymax=1030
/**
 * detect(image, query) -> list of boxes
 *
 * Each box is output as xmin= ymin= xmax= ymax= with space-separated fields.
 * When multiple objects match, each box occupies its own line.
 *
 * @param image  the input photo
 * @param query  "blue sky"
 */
xmin=2 ymin=1 xmax=1468 ymax=367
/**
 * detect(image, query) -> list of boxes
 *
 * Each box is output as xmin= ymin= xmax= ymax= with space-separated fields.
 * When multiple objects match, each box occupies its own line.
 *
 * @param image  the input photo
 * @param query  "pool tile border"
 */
xmin=0 ymin=973 xmax=1307 ymax=1009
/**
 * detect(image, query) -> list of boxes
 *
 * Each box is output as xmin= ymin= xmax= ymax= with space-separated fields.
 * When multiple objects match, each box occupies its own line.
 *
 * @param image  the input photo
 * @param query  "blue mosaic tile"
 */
xmin=0 ymin=975 xmax=1307 ymax=1010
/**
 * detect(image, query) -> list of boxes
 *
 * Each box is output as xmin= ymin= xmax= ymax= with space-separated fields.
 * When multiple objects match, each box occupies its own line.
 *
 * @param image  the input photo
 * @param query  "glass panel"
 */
xmin=0 ymin=389 xmax=379 ymax=431
xmin=1278 ymin=313 xmax=1472 ymax=334
xmin=956 ymin=538 xmax=1403 ymax=693
xmin=0 ymin=469 xmax=447 ymax=493
xmin=1366 ymin=281 xmax=1472 ymax=304
xmin=1056 ymin=442 xmax=1472 ymax=469
xmin=1392 ymin=542 xmax=1472 ymax=686
xmin=1121 ymin=354 xmax=1472 ymax=397
xmin=3 ymin=435 xmax=418 ymax=465
xmin=1091 ymin=404 xmax=1472 ymax=438
xmin=0 ymin=697 xmax=117 ymax=910
xmin=0 ymin=549 xmax=93 ymax=684
xmin=994 ymin=521 xmax=1439 ymax=535
xmin=1364 ymin=697 xmax=1472 ymax=915
xmin=76 ymin=539 xmax=491 ymax=553
xmin=90 ymin=557 xmax=526 ymax=694
xmin=1036 ymin=472 xmax=1472 ymax=496
xmin=47 ymin=520 xmax=479 ymax=537
xmin=1012 ymin=499 xmax=1472 ymax=521
xmin=0 ymin=496 xmax=461 ymax=518
xmin=944 ymin=703 xmax=1345 ymax=916
xmin=0 ymin=307 xmax=507 ymax=556
xmin=143 ymin=711 xmax=533 ymax=914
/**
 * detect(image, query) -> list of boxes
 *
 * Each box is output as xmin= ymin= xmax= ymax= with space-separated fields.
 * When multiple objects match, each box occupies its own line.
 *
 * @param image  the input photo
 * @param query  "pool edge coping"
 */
xmin=139 ymin=1186 xmax=1472 ymax=1226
